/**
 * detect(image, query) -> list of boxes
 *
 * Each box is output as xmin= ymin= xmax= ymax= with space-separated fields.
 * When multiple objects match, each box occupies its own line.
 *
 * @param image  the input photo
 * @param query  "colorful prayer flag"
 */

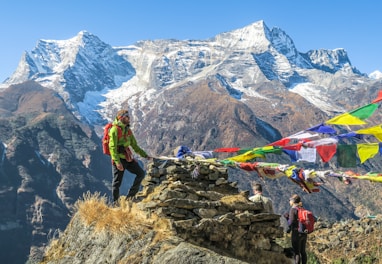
xmin=336 ymin=132 xmax=363 ymax=140
xmin=267 ymin=137 xmax=291 ymax=147
xmin=307 ymin=123 xmax=337 ymax=134
xmin=337 ymin=145 xmax=357 ymax=167
xmin=297 ymin=147 xmax=317 ymax=162
xmin=283 ymin=149 xmax=299 ymax=162
xmin=356 ymin=125 xmax=382 ymax=142
xmin=357 ymin=143 xmax=380 ymax=163
xmin=316 ymin=144 xmax=337 ymax=162
xmin=213 ymin=147 xmax=241 ymax=153
xmin=372 ymin=90 xmax=382 ymax=103
xmin=326 ymin=103 xmax=378 ymax=125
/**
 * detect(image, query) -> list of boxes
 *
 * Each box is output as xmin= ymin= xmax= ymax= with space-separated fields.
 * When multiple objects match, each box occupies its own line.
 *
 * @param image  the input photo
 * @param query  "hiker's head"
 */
xmin=289 ymin=194 xmax=301 ymax=205
xmin=251 ymin=182 xmax=262 ymax=194
xmin=116 ymin=110 xmax=130 ymax=125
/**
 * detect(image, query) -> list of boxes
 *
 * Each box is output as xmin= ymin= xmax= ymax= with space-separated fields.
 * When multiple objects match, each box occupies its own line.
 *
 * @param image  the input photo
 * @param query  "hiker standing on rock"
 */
xmin=248 ymin=182 xmax=274 ymax=213
xmin=285 ymin=194 xmax=307 ymax=264
xmin=108 ymin=109 xmax=151 ymax=203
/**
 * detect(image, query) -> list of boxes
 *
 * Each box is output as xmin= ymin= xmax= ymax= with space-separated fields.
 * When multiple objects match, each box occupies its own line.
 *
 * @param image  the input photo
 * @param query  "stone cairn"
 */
xmin=136 ymin=158 xmax=286 ymax=262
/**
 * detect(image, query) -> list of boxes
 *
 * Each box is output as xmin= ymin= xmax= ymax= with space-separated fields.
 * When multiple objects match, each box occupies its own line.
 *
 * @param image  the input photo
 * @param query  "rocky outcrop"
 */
xmin=40 ymin=158 xmax=292 ymax=264
xmin=139 ymin=158 xmax=289 ymax=262
xmin=308 ymin=216 xmax=382 ymax=263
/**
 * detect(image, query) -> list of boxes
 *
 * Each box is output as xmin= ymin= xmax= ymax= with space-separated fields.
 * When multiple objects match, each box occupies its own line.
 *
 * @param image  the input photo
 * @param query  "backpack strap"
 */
xmin=125 ymin=127 xmax=132 ymax=139
xmin=116 ymin=125 xmax=123 ymax=139
xmin=291 ymin=206 xmax=300 ymax=227
xmin=116 ymin=126 xmax=134 ymax=162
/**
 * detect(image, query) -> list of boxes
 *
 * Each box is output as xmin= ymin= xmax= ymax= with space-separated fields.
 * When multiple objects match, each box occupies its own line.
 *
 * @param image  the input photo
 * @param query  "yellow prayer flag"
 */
xmin=356 ymin=143 xmax=379 ymax=163
xmin=284 ymin=165 xmax=297 ymax=178
xmin=326 ymin=103 xmax=378 ymax=125
xmin=226 ymin=148 xmax=265 ymax=162
xmin=326 ymin=113 xmax=366 ymax=125
xmin=351 ymin=175 xmax=382 ymax=183
xmin=356 ymin=125 xmax=382 ymax=141
xmin=375 ymin=134 xmax=382 ymax=141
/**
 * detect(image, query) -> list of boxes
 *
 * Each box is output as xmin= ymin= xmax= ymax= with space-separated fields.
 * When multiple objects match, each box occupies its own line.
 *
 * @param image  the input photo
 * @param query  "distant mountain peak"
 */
xmin=302 ymin=48 xmax=359 ymax=74
xmin=71 ymin=30 xmax=104 ymax=46
xmin=40 ymin=30 xmax=98 ymax=46
xmin=77 ymin=30 xmax=91 ymax=37
xmin=7 ymin=30 xmax=111 ymax=84
xmin=214 ymin=20 xmax=272 ymax=51
xmin=4 ymin=29 xmax=134 ymax=122
xmin=369 ymin=70 xmax=382 ymax=79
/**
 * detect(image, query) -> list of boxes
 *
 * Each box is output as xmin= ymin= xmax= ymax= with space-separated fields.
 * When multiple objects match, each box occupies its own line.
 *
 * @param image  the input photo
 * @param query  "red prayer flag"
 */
xmin=316 ymin=144 xmax=337 ymax=163
xmin=213 ymin=147 xmax=241 ymax=153
xmin=267 ymin=138 xmax=291 ymax=146
xmin=282 ymin=143 xmax=303 ymax=151
xmin=239 ymin=162 xmax=259 ymax=171
xmin=372 ymin=90 xmax=382 ymax=104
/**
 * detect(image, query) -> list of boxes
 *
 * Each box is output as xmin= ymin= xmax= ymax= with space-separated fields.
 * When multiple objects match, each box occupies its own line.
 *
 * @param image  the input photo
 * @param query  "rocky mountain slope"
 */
xmin=0 ymin=81 xmax=114 ymax=263
xmin=308 ymin=217 xmax=382 ymax=263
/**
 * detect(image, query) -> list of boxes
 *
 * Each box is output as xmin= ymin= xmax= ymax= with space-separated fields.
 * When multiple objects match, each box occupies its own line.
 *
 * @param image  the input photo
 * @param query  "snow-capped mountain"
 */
xmin=3 ymin=31 xmax=135 ymax=123
xmin=3 ymin=19 xmax=381 ymax=166
xmin=2 ymin=20 xmax=370 ymax=129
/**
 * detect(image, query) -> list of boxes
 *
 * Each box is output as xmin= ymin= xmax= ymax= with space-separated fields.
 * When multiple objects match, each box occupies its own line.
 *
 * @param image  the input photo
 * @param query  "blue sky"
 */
xmin=1 ymin=0 xmax=381 ymax=82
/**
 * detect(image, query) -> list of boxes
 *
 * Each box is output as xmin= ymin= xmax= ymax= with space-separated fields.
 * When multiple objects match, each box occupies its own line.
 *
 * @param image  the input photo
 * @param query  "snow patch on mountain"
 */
xmin=96 ymin=75 xmax=157 ymax=121
xmin=78 ymin=89 xmax=108 ymax=124
xmin=289 ymin=83 xmax=344 ymax=113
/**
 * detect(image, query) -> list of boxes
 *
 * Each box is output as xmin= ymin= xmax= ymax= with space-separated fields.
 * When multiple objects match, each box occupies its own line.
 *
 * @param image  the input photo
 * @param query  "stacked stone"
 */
xmin=138 ymin=158 xmax=285 ymax=261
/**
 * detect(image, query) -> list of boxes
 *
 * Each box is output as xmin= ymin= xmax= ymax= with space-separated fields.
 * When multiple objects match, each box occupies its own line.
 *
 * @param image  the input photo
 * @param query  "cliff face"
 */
xmin=0 ymin=81 xmax=112 ymax=264
xmin=40 ymin=158 xmax=292 ymax=264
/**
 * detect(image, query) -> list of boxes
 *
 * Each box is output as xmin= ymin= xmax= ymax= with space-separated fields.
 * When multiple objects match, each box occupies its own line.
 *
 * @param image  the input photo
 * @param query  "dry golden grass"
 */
xmin=41 ymin=238 xmax=76 ymax=263
xmin=75 ymin=192 xmax=175 ymax=239
xmin=41 ymin=192 xmax=186 ymax=263
xmin=75 ymin=192 xmax=143 ymax=233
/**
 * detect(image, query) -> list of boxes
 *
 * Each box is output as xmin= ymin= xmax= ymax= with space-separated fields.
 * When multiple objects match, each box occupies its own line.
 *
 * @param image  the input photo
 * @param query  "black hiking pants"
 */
xmin=111 ymin=159 xmax=145 ymax=202
xmin=291 ymin=231 xmax=307 ymax=264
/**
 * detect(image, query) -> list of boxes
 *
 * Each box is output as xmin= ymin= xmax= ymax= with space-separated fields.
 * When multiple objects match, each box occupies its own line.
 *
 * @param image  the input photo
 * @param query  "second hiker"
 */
xmin=248 ymin=182 xmax=274 ymax=213
xmin=285 ymin=194 xmax=308 ymax=264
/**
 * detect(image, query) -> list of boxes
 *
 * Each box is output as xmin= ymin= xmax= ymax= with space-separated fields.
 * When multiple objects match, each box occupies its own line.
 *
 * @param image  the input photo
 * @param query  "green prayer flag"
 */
xmin=349 ymin=103 xmax=378 ymax=119
xmin=337 ymin=144 xmax=357 ymax=168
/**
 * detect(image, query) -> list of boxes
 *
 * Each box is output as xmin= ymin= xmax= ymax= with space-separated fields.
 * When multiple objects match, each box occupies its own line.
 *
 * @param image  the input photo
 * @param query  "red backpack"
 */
xmin=297 ymin=207 xmax=315 ymax=234
xmin=102 ymin=123 xmax=123 ymax=155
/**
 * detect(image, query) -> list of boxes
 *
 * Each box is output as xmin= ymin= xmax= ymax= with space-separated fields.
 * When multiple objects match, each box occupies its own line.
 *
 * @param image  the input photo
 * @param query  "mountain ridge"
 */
xmin=1 ymin=20 xmax=365 ymax=129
